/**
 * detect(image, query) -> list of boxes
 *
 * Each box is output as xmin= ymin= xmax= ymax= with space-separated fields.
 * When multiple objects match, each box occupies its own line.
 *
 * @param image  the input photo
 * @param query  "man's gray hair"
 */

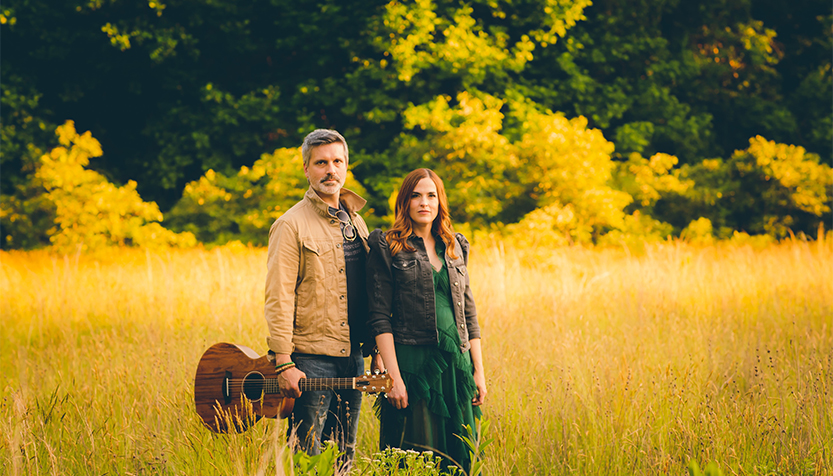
xmin=301 ymin=129 xmax=349 ymax=166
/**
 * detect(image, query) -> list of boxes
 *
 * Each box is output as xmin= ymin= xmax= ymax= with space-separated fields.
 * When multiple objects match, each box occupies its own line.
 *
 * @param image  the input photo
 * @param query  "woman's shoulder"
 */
xmin=454 ymin=232 xmax=470 ymax=250
xmin=453 ymin=232 xmax=471 ymax=261
xmin=368 ymin=228 xmax=389 ymax=249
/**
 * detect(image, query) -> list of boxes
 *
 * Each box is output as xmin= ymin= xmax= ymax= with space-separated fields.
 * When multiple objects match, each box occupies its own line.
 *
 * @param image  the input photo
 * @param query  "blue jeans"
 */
xmin=289 ymin=351 xmax=364 ymax=460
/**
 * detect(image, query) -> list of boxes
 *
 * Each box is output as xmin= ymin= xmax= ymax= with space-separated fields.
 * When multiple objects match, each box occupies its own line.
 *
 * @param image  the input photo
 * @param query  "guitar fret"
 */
xmin=264 ymin=378 xmax=358 ymax=393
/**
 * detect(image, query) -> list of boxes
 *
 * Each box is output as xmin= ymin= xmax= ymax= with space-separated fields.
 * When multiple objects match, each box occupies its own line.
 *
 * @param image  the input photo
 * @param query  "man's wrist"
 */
xmin=272 ymin=353 xmax=293 ymax=365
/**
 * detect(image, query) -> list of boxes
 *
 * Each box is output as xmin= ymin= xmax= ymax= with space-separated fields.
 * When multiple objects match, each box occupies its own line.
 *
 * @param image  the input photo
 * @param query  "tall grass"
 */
xmin=1 ymin=238 xmax=831 ymax=475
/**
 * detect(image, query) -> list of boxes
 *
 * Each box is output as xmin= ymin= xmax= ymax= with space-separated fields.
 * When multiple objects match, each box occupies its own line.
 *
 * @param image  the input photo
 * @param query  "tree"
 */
xmin=516 ymin=0 xmax=831 ymax=163
xmin=2 ymin=121 xmax=196 ymax=252
xmin=655 ymin=136 xmax=833 ymax=238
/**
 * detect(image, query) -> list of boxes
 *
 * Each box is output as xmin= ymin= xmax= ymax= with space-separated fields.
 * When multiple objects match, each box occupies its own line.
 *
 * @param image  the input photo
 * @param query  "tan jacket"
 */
xmin=264 ymin=187 xmax=370 ymax=357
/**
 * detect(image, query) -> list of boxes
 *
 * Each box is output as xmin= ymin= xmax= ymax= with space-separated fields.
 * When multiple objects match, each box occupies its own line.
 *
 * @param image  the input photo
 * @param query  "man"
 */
xmin=264 ymin=129 xmax=378 ymax=461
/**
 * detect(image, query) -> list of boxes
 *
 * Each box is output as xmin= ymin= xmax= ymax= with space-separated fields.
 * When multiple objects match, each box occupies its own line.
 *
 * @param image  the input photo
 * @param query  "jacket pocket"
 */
xmin=391 ymin=258 xmax=418 ymax=286
xmin=296 ymin=239 xmax=332 ymax=327
xmin=452 ymin=264 xmax=467 ymax=281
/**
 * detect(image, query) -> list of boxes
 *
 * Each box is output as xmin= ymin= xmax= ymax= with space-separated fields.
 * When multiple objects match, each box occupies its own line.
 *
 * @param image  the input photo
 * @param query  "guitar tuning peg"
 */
xmin=373 ymin=369 xmax=380 ymax=375
xmin=365 ymin=370 xmax=371 ymax=376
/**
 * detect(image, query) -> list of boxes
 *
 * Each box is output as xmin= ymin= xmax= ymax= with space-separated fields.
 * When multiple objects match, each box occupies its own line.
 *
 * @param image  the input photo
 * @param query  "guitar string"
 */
xmin=218 ymin=378 xmax=389 ymax=392
xmin=221 ymin=380 xmax=388 ymax=387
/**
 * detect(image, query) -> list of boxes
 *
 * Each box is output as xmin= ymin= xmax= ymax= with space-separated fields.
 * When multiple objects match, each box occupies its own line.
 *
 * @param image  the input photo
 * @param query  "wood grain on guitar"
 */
xmin=193 ymin=342 xmax=392 ymax=433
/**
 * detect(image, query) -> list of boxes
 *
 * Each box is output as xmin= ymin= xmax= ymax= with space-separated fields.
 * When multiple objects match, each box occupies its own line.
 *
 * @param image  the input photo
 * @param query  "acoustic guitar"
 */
xmin=194 ymin=342 xmax=391 ymax=433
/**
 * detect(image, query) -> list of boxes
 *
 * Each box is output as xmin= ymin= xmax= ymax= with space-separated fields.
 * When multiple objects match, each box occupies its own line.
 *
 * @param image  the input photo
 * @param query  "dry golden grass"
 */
xmin=1 ymin=238 xmax=831 ymax=475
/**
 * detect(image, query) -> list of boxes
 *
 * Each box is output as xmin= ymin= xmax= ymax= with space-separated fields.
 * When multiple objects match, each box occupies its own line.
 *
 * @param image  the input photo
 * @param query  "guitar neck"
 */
xmin=299 ymin=378 xmax=356 ymax=391
xmin=260 ymin=377 xmax=356 ymax=395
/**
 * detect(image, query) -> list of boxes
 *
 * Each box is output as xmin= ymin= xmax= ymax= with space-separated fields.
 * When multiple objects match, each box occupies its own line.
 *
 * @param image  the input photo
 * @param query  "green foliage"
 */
xmin=687 ymin=460 xmax=725 ymax=476
xmin=358 ymin=447 xmax=459 ymax=476
xmin=456 ymin=418 xmax=493 ymax=476
xmin=0 ymin=178 xmax=55 ymax=250
xmin=518 ymin=0 xmax=831 ymax=163
xmin=0 ymin=74 xmax=57 ymax=249
xmin=292 ymin=441 xmax=342 ymax=476
xmin=2 ymin=0 xmax=830 ymax=248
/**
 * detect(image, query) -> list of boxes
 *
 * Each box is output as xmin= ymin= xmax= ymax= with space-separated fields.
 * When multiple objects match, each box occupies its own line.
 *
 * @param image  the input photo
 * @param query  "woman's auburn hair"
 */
xmin=386 ymin=168 xmax=458 ymax=260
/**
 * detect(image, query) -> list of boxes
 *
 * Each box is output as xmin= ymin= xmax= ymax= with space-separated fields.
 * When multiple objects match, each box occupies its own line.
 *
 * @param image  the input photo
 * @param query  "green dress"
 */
xmin=378 ymin=242 xmax=481 ymax=471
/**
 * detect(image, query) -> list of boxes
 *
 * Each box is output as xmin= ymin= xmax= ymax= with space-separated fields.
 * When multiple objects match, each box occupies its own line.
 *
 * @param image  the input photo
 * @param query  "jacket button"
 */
xmin=330 ymin=220 xmax=336 ymax=224
xmin=457 ymin=301 xmax=462 ymax=306
xmin=453 ymin=282 xmax=459 ymax=286
xmin=339 ymin=268 xmax=344 ymax=273
xmin=460 ymin=323 xmax=465 ymax=329
xmin=336 ymin=243 xmax=341 ymax=248
xmin=341 ymin=322 xmax=346 ymax=327
xmin=340 ymin=295 xmax=345 ymax=300
xmin=340 ymin=349 xmax=346 ymax=354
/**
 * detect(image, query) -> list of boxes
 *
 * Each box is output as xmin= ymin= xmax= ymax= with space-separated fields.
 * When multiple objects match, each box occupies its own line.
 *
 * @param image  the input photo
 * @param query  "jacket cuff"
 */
xmin=266 ymin=336 xmax=295 ymax=355
xmin=368 ymin=312 xmax=393 ymax=337
xmin=466 ymin=314 xmax=481 ymax=340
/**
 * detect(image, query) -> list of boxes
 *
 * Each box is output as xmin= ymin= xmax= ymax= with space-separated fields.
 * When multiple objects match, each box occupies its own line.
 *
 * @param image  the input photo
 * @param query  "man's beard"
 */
xmin=311 ymin=173 xmax=344 ymax=195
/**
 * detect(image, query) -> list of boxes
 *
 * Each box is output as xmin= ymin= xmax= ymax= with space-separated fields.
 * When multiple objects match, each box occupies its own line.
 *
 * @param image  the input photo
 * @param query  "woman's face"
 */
xmin=408 ymin=177 xmax=439 ymax=228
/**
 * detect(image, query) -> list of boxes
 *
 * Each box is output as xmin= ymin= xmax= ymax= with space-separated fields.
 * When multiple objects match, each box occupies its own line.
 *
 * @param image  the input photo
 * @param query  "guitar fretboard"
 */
xmin=260 ymin=378 xmax=354 ymax=394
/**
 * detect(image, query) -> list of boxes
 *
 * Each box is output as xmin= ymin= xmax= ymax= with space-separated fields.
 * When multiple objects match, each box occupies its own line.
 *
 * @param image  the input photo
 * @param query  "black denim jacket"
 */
xmin=366 ymin=229 xmax=480 ymax=352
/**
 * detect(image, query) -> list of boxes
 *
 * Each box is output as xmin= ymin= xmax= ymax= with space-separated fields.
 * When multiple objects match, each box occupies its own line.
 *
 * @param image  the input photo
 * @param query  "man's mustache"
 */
xmin=320 ymin=174 xmax=341 ymax=183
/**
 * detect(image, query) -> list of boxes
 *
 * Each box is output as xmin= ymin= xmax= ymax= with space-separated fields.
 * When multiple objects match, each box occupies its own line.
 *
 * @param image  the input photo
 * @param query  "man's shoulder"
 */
xmin=268 ymin=198 xmax=313 ymax=237
xmin=277 ymin=196 xmax=315 ymax=222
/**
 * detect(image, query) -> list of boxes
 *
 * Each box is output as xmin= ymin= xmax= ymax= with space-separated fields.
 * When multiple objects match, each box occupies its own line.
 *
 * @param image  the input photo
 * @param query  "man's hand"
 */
xmin=277 ymin=366 xmax=306 ymax=398
xmin=273 ymin=355 xmax=305 ymax=398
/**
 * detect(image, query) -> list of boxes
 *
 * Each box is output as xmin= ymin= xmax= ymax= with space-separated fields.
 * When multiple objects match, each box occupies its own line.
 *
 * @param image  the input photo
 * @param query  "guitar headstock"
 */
xmin=356 ymin=371 xmax=393 ymax=394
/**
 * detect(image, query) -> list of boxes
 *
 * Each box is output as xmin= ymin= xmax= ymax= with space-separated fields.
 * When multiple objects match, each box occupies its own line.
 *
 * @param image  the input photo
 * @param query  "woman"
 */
xmin=366 ymin=168 xmax=486 ymax=471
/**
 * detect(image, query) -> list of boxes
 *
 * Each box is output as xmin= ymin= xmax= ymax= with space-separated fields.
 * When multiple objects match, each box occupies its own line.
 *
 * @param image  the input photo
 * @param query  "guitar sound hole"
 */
xmin=242 ymin=372 xmax=265 ymax=401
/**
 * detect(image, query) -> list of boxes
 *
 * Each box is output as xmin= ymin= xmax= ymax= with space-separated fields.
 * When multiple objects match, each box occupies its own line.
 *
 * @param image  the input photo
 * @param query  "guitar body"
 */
xmin=194 ymin=342 xmax=391 ymax=434
xmin=194 ymin=342 xmax=293 ymax=433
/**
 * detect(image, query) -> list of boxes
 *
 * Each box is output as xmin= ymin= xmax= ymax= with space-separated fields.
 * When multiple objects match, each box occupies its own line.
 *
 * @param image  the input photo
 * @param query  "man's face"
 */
xmin=304 ymin=142 xmax=348 ymax=198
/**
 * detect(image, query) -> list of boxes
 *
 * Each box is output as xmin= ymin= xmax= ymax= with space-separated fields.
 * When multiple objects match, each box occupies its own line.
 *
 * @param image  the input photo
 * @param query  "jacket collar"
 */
xmin=407 ymin=232 xmax=460 ymax=260
xmin=304 ymin=186 xmax=367 ymax=218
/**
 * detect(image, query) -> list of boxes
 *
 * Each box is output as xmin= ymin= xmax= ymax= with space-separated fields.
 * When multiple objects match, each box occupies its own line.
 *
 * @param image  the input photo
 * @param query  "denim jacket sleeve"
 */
xmin=366 ymin=229 xmax=394 ymax=337
xmin=456 ymin=233 xmax=481 ymax=340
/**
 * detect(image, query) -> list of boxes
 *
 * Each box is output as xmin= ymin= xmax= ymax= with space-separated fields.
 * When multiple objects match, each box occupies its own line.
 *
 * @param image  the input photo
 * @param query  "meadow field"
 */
xmin=1 ymin=238 xmax=831 ymax=475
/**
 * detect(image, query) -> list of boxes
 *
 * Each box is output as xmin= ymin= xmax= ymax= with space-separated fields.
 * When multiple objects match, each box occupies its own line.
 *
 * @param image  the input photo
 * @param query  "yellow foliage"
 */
xmin=36 ymin=121 xmax=196 ymax=252
xmin=374 ymin=0 xmax=567 ymax=85
xmin=402 ymin=91 xmax=520 ymax=220
xmin=728 ymin=230 xmax=774 ymax=249
xmin=509 ymin=105 xmax=633 ymax=244
xmin=743 ymin=136 xmax=833 ymax=217
xmin=615 ymin=152 xmax=692 ymax=207
xmin=681 ymin=217 xmax=715 ymax=245
xmin=400 ymin=91 xmax=655 ymax=245
xmin=167 ymin=146 xmax=367 ymax=245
